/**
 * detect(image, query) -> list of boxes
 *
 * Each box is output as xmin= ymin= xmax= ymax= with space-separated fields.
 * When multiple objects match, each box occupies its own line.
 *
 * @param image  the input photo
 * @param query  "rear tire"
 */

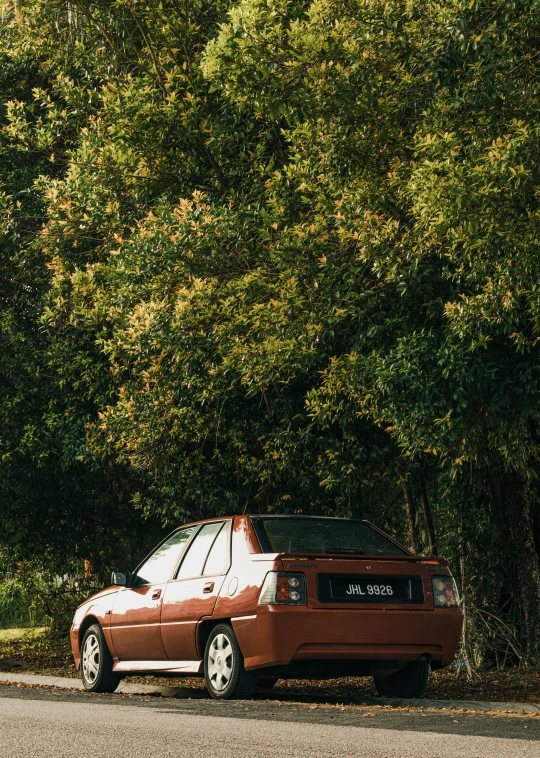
xmin=204 ymin=623 xmax=257 ymax=700
xmin=373 ymin=658 xmax=429 ymax=699
xmin=80 ymin=624 xmax=121 ymax=693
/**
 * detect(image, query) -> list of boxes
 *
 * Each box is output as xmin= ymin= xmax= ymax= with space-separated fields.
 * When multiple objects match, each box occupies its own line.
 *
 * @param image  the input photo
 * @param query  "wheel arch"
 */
xmin=78 ymin=614 xmax=100 ymax=648
xmin=198 ymin=618 xmax=232 ymax=659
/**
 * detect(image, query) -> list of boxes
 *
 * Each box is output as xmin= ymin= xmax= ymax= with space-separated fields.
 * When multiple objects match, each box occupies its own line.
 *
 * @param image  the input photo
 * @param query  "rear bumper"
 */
xmin=232 ymin=606 xmax=463 ymax=671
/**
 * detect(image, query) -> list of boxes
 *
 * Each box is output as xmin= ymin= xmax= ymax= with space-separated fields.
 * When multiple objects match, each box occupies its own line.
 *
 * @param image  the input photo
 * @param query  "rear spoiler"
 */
xmin=276 ymin=552 xmax=448 ymax=565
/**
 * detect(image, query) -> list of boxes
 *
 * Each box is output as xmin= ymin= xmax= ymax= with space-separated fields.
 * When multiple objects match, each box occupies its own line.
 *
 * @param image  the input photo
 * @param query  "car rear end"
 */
xmin=233 ymin=517 xmax=463 ymax=678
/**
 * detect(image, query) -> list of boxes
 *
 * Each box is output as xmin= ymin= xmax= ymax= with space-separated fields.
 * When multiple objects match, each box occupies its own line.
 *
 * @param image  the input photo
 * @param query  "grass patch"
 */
xmin=0 ymin=627 xmax=47 ymax=642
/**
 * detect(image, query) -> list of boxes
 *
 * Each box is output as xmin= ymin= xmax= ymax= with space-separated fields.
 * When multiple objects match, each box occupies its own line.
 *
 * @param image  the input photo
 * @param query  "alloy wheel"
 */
xmin=82 ymin=632 xmax=100 ymax=685
xmin=207 ymin=632 xmax=234 ymax=692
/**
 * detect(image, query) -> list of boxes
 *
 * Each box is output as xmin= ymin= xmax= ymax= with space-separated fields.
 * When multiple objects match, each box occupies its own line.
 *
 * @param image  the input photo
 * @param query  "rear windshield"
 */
xmin=251 ymin=517 xmax=409 ymax=557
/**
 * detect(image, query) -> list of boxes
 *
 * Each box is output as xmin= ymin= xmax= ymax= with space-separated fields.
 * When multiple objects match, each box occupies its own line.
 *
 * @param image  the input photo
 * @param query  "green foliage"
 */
xmin=2 ymin=0 xmax=540 ymax=661
xmin=0 ymin=581 xmax=37 ymax=629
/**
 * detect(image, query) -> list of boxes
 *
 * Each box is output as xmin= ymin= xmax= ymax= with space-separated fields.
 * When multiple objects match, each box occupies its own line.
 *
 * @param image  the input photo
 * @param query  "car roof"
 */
xmin=248 ymin=515 xmax=366 ymax=520
xmin=176 ymin=513 xmax=369 ymax=529
xmin=178 ymin=514 xmax=367 ymax=529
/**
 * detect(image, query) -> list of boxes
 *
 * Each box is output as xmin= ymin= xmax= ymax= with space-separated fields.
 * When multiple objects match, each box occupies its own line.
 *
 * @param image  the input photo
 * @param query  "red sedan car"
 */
xmin=71 ymin=515 xmax=462 ymax=699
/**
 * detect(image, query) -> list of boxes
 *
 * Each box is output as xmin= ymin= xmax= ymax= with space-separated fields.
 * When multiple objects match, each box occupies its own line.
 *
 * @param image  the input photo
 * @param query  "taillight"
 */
xmin=258 ymin=572 xmax=307 ymax=605
xmin=432 ymin=576 xmax=460 ymax=607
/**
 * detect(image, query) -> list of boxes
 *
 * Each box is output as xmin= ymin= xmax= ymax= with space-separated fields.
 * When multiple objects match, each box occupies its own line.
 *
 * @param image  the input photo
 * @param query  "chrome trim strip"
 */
xmin=159 ymin=620 xmax=195 ymax=626
xmin=113 ymin=660 xmax=203 ymax=673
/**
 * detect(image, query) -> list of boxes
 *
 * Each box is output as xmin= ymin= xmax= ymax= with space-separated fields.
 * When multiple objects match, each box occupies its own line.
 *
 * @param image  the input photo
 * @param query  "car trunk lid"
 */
xmin=279 ymin=554 xmax=440 ymax=610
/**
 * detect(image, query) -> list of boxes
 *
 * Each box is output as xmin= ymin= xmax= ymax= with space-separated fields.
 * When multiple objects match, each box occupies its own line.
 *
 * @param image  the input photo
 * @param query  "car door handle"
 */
xmin=203 ymin=582 xmax=214 ymax=594
xmin=152 ymin=589 xmax=162 ymax=600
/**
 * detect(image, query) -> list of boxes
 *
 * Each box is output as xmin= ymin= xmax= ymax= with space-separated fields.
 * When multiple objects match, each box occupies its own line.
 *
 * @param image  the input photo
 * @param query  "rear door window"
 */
xmin=176 ymin=521 xmax=224 ymax=580
xmin=203 ymin=521 xmax=231 ymax=576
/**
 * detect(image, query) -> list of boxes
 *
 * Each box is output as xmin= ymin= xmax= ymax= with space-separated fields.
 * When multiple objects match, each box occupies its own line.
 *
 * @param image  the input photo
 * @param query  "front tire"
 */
xmin=204 ymin=623 xmax=257 ymax=700
xmin=373 ymin=657 xmax=429 ymax=699
xmin=80 ymin=624 xmax=121 ymax=693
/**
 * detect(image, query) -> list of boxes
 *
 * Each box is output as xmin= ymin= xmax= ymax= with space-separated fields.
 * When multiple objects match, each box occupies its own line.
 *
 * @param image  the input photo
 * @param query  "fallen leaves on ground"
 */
xmin=2 ymin=629 xmax=540 ymax=704
xmin=273 ymin=670 xmax=540 ymax=705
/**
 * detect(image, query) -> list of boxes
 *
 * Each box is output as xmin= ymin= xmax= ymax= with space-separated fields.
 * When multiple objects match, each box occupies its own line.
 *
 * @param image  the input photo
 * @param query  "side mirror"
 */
xmin=111 ymin=571 xmax=132 ymax=587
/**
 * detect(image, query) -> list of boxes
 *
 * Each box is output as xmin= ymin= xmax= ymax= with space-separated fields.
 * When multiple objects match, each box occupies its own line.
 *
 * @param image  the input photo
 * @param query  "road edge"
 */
xmin=1 ymin=671 xmax=539 ymax=714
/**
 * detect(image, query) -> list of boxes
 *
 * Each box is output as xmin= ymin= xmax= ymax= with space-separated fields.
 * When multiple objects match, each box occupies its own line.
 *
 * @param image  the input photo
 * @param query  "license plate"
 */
xmin=337 ymin=580 xmax=407 ymax=599
xmin=317 ymin=574 xmax=424 ymax=604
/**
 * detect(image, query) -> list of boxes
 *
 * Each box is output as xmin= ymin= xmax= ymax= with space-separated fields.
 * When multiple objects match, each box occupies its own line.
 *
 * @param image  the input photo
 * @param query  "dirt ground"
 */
xmin=1 ymin=629 xmax=540 ymax=704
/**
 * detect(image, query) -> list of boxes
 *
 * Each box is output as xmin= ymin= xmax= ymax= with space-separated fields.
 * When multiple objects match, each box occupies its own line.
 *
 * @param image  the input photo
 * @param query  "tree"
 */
xmin=2 ymin=0 xmax=540 ymax=660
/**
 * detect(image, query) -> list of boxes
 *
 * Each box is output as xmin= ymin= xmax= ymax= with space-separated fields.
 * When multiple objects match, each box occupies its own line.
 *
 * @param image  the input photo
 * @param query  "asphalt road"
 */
xmin=1 ymin=685 xmax=540 ymax=757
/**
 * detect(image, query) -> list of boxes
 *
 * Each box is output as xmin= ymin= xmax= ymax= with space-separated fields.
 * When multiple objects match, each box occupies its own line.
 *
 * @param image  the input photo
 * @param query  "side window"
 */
xmin=176 ymin=522 xmax=223 ymax=580
xmin=136 ymin=527 xmax=196 ymax=585
xmin=203 ymin=521 xmax=231 ymax=576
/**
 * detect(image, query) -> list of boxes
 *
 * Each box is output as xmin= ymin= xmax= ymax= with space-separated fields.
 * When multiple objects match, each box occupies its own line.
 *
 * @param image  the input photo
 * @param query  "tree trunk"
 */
xmin=500 ymin=474 xmax=540 ymax=663
xmin=531 ymin=482 xmax=540 ymax=557
xmin=401 ymin=479 xmax=420 ymax=555
xmin=418 ymin=472 xmax=438 ymax=555
xmin=459 ymin=557 xmax=474 ymax=679
xmin=350 ymin=483 xmax=363 ymax=520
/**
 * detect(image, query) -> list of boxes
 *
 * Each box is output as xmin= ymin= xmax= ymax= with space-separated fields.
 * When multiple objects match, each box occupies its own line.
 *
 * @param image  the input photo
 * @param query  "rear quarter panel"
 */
xmin=212 ymin=516 xmax=274 ymax=619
